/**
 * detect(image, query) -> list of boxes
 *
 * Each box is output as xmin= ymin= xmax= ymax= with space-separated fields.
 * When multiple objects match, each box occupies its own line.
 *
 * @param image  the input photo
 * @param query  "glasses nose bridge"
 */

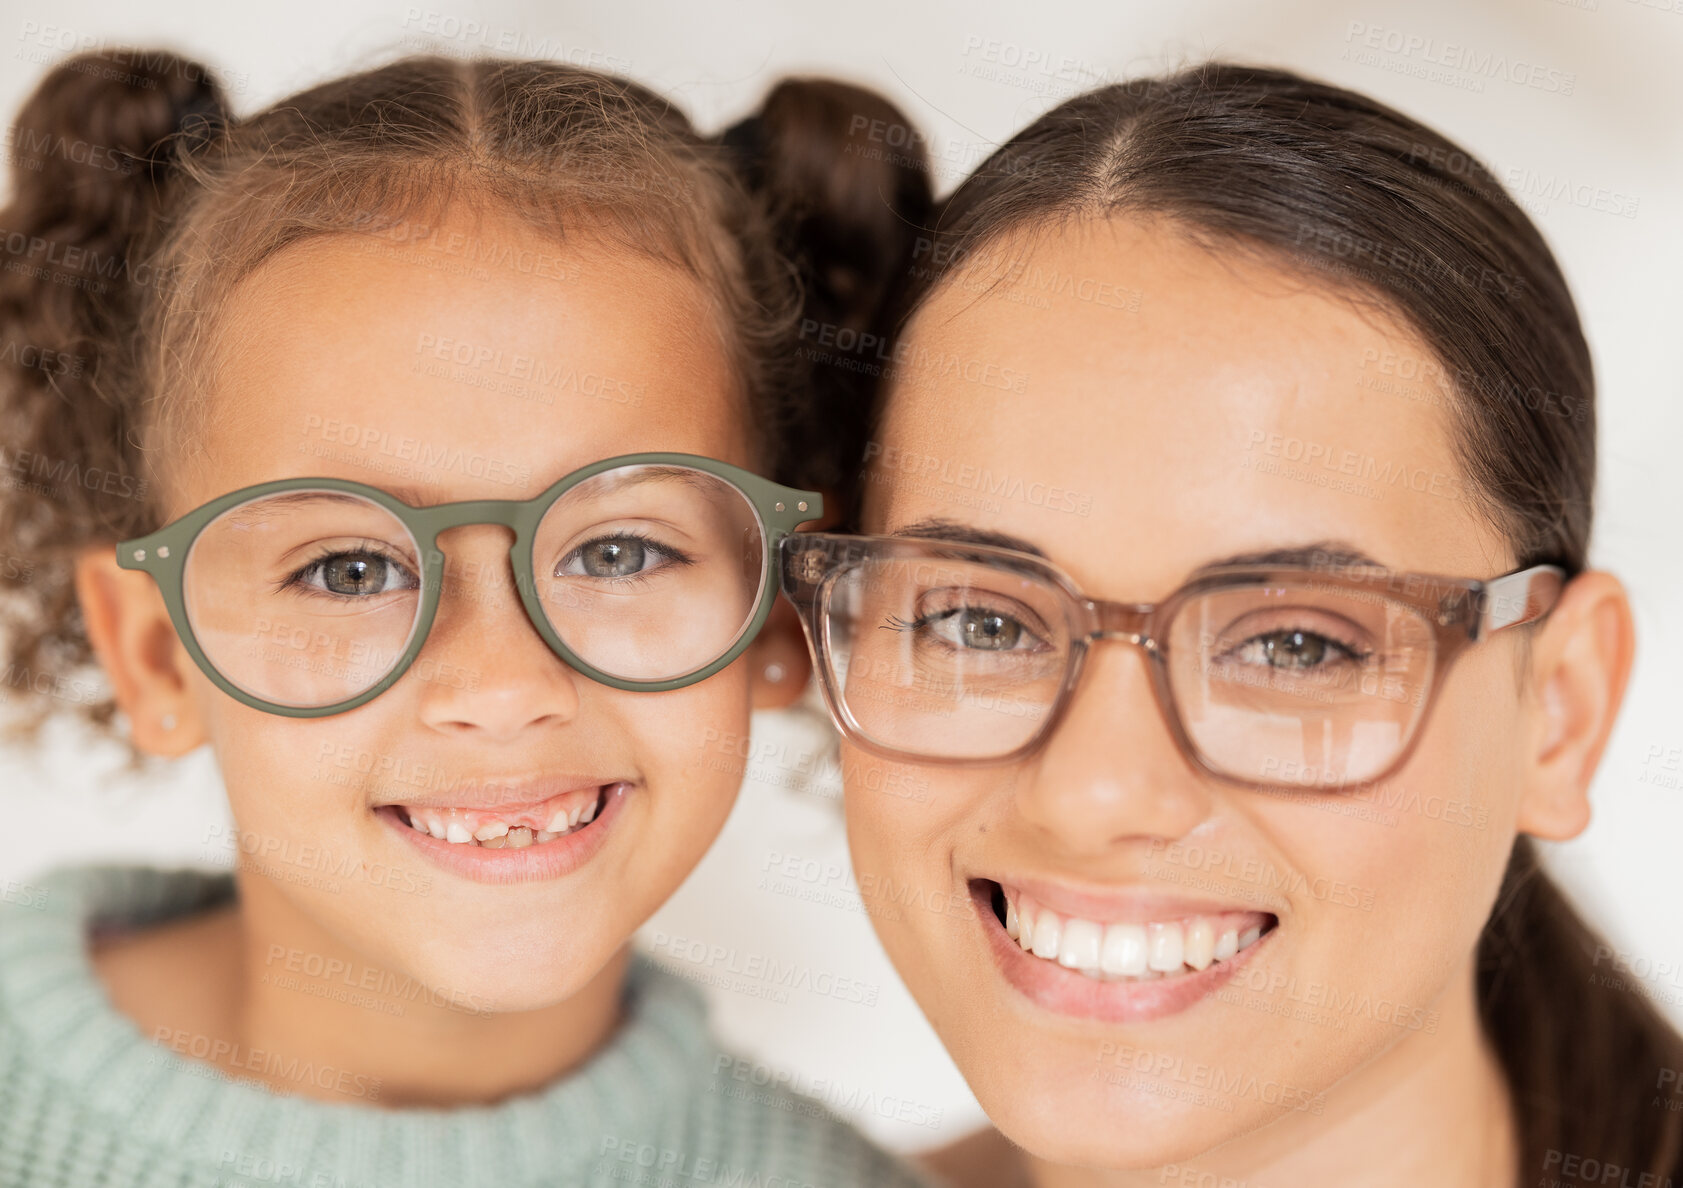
xmin=410 ymin=500 xmax=535 ymax=600
xmin=412 ymin=499 xmax=526 ymax=544
xmin=1078 ymin=597 xmax=1160 ymax=654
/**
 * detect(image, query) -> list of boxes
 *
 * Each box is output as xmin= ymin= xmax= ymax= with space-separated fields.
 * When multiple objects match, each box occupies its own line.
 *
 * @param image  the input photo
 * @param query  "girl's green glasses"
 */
xmin=117 ymin=454 xmax=821 ymax=717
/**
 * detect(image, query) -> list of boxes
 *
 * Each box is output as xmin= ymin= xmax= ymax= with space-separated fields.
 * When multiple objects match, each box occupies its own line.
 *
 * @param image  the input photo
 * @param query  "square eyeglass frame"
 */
xmin=777 ymin=532 xmax=1565 ymax=791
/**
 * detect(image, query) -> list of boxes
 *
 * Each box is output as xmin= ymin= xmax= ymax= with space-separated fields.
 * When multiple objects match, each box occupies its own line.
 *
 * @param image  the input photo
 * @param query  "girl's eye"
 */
xmin=1230 ymin=628 xmax=1361 ymax=670
xmin=296 ymin=551 xmax=417 ymax=597
xmin=557 ymin=535 xmax=681 ymax=580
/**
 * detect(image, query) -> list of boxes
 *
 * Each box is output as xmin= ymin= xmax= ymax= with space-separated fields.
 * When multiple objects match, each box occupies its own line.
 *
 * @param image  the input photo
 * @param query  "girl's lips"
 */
xmin=971 ymin=880 xmax=1278 ymax=1024
xmin=378 ymin=782 xmax=629 ymax=885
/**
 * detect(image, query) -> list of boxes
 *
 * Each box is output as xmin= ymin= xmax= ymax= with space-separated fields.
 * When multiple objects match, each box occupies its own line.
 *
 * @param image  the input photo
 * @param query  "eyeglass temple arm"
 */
xmin=1476 ymin=564 xmax=1567 ymax=638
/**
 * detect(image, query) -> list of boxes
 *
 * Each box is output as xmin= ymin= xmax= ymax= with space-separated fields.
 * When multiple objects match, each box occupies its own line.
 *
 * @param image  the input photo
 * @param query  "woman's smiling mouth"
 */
xmin=972 ymin=878 xmax=1279 ymax=1023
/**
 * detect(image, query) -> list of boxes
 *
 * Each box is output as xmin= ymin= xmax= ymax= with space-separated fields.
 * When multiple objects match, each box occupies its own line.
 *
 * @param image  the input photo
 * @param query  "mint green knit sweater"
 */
xmin=0 ymin=865 xmax=933 ymax=1188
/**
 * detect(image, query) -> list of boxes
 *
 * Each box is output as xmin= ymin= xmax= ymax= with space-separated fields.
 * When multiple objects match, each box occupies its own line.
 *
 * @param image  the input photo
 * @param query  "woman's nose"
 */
xmin=1012 ymin=639 xmax=1214 ymax=853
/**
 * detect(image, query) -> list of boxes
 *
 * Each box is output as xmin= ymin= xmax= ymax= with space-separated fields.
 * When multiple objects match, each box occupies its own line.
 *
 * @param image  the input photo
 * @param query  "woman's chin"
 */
xmin=958 ymin=1037 xmax=1256 ymax=1172
xmin=986 ymin=1100 xmax=1227 ymax=1173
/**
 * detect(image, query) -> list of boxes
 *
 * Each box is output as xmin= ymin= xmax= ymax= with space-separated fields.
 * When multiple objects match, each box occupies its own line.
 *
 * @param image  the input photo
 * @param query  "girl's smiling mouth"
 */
xmin=971 ymin=877 xmax=1279 ymax=1023
xmin=375 ymin=779 xmax=631 ymax=885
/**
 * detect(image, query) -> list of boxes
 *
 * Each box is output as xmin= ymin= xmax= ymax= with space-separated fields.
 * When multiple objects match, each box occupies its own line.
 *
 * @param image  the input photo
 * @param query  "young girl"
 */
xmin=0 ymin=49 xmax=933 ymax=1187
xmin=781 ymin=64 xmax=1677 ymax=1186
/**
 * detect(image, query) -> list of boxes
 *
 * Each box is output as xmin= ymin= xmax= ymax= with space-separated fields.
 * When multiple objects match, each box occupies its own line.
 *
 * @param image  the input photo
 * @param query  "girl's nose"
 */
xmin=414 ymin=526 xmax=582 ymax=740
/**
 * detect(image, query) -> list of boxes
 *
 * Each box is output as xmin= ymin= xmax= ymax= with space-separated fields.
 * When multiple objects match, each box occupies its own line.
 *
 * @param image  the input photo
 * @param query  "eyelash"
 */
xmin=881 ymin=607 xmax=1044 ymax=648
xmin=278 ymin=543 xmax=418 ymax=600
xmin=559 ymin=531 xmax=695 ymax=583
xmin=1218 ymin=624 xmax=1372 ymax=668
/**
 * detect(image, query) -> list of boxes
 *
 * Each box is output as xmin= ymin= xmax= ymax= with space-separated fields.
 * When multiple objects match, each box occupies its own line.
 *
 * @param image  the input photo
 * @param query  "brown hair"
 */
xmin=872 ymin=62 xmax=1679 ymax=1184
xmin=0 ymin=50 xmax=931 ymax=736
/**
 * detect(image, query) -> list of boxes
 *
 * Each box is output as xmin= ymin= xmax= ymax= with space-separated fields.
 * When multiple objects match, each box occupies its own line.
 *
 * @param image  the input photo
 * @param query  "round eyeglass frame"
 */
xmin=117 ymin=453 xmax=822 ymax=717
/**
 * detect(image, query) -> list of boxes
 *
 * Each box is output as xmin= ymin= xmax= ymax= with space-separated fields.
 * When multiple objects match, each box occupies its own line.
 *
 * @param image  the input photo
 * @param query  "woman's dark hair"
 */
xmin=0 ymin=50 xmax=930 ymax=737
xmin=874 ymin=62 xmax=1678 ymax=1184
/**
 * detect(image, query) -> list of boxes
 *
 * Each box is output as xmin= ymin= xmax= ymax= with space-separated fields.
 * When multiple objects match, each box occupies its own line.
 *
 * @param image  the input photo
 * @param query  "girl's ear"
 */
xmin=1514 ymin=570 xmax=1635 ymax=841
xmin=747 ymin=595 xmax=813 ymax=710
xmin=74 ymin=546 xmax=206 ymax=756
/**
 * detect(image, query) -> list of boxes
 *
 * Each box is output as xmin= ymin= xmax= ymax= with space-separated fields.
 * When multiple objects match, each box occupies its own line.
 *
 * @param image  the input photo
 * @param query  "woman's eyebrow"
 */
xmin=888 ymin=517 xmax=1048 ymax=558
xmin=1194 ymin=541 xmax=1384 ymax=571
xmin=887 ymin=522 xmax=1386 ymax=581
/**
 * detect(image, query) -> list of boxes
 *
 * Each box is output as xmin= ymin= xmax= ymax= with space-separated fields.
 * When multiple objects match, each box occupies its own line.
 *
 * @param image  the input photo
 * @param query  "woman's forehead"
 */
xmin=871 ymin=218 xmax=1509 ymax=591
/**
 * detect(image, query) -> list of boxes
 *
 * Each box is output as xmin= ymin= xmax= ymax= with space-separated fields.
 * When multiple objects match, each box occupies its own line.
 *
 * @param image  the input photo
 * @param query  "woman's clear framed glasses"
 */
xmin=117 ymin=453 xmax=821 ymax=717
xmin=778 ymin=532 xmax=1564 ymax=791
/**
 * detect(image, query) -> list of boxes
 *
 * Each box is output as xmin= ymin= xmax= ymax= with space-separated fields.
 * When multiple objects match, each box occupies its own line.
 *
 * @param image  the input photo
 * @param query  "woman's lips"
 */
xmin=972 ymin=879 xmax=1278 ymax=1023
xmin=378 ymin=781 xmax=629 ymax=885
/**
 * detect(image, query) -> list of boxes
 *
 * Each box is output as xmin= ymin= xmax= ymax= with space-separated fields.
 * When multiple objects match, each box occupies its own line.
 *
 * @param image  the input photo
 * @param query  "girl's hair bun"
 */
xmin=0 ymin=50 xmax=228 ymax=735
xmin=8 ymin=50 xmax=227 ymax=241
xmin=720 ymin=78 xmax=934 ymax=499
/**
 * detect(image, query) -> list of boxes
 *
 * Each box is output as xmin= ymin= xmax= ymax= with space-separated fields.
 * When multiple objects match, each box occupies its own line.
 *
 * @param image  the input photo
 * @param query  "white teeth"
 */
xmin=1146 ymin=921 xmax=1185 ymax=972
xmin=397 ymin=792 xmax=609 ymax=849
xmin=1183 ymin=918 xmax=1216 ymax=971
xmin=1030 ymin=912 xmax=1062 ymax=960
xmin=1001 ymin=889 xmax=1269 ymax=983
xmin=1099 ymin=923 xmax=1148 ymax=977
xmin=1058 ymin=919 xmax=1103 ymax=971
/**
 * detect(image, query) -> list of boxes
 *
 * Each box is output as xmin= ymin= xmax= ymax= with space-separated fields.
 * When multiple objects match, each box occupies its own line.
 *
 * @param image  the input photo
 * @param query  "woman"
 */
xmin=782 ymin=64 xmax=1677 ymax=1185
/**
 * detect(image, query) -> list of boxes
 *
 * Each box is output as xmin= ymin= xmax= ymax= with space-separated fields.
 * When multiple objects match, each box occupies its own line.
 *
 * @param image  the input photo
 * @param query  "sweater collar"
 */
xmin=0 ymin=864 xmax=714 ymax=1185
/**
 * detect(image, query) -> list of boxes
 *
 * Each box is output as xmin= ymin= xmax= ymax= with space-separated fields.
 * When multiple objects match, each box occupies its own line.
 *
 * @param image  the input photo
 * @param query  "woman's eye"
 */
xmin=901 ymin=606 xmax=1033 ymax=651
xmin=1232 ymin=629 xmax=1357 ymax=670
xmin=300 ymin=552 xmax=415 ymax=597
xmin=956 ymin=608 xmax=1023 ymax=650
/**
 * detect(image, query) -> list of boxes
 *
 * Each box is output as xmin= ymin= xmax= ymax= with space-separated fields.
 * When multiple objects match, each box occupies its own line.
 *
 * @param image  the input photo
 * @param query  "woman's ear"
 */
xmin=1514 ymin=570 xmax=1635 ymax=841
xmin=74 ymin=546 xmax=206 ymax=756
xmin=747 ymin=595 xmax=813 ymax=710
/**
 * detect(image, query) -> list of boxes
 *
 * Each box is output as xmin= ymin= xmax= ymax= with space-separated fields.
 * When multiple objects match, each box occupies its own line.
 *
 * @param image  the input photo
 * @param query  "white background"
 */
xmin=1 ymin=0 xmax=1679 ymax=1154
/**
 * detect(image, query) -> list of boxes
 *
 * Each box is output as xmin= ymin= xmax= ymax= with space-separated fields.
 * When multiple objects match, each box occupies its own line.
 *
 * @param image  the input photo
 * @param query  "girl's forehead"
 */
xmin=872 ymin=219 xmax=1506 ymax=592
xmin=185 ymin=225 xmax=750 ymax=505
